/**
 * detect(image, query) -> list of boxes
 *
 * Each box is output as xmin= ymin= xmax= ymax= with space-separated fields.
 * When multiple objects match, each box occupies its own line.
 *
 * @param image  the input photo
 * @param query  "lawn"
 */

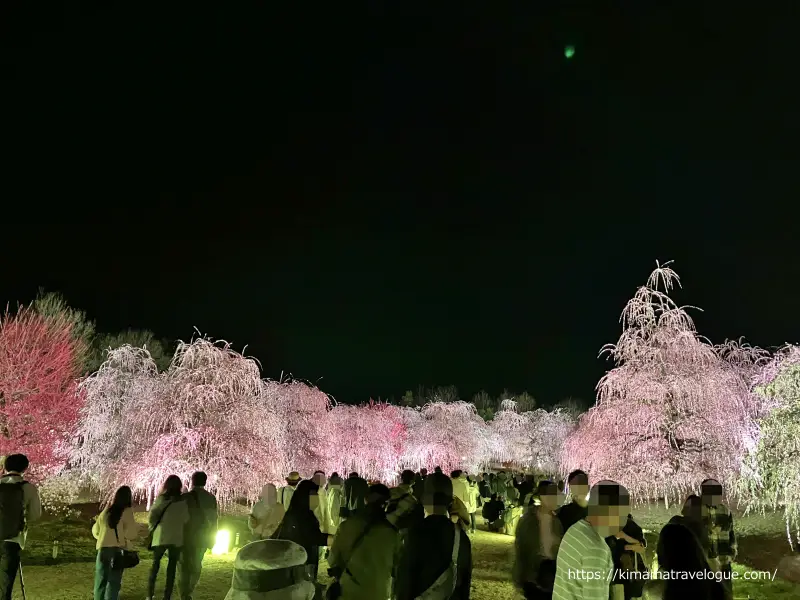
xmin=15 ymin=503 xmax=800 ymax=599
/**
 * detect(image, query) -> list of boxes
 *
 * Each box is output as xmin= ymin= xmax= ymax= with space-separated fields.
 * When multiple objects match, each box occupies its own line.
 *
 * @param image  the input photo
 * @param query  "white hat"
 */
xmin=225 ymin=540 xmax=315 ymax=600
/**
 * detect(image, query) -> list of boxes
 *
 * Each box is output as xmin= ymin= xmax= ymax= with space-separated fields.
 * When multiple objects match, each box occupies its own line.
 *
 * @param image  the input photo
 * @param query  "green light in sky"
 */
xmin=564 ymin=45 xmax=575 ymax=59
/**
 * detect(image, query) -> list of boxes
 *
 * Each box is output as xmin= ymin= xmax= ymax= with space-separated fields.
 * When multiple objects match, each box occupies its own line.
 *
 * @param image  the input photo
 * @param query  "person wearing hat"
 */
xmin=278 ymin=472 xmax=302 ymax=510
xmin=224 ymin=539 xmax=315 ymax=600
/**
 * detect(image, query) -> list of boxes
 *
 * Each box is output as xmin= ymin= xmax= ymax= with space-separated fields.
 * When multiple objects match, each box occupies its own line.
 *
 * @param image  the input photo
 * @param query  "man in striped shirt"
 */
xmin=552 ymin=480 xmax=630 ymax=600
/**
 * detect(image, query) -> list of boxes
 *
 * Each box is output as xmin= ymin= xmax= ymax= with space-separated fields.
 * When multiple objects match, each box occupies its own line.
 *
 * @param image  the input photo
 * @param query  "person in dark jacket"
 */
xmin=557 ymin=469 xmax=589 ymax=533
xmin=396 ymin=473 xmax=472 ymax=600
xmin=273 ymin=480 xmax=332 ymax=582
xmin=667 ymin=495 xmax=708 ymax=556
xmin=607 ymin=514 xmax=647 ymax=600
xmin=482 ymin=494 xmax=505 ymax=532
xmin=341 ymin=473 xmax=369 ymax=520
xmin=179 ymin=471 xmax=218 ymax=600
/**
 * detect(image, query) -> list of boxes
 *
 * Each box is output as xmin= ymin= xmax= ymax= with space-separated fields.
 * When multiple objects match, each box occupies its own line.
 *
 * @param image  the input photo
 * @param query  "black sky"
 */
xmin=3 ymin=3 xmax=800 ymax=406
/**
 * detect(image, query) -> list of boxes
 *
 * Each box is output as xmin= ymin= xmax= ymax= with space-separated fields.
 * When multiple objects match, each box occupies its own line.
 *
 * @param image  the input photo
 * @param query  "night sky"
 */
xmin=3 ymin=3 xmax=799 ymax=406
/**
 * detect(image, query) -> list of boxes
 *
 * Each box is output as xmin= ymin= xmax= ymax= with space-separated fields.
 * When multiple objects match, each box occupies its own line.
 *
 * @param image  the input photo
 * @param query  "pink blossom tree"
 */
xmin=325 ymin=401 xmax=407 ymax=483
xmin=73 ymin=345 xmax=164 ymax=493
xmin=490 ymin=400 xmax=577 ymax=476
xmin=0 ymin=307 xmax=85 ymax=480
xmin=265 ymin=379 xmax=331 ymax=479
xmin=401 ymin=401 xmax=490 ymax=474
xmin=77 ymin=339 xmax=288 ymax=507
xmin=563 ymin=262 xmax=765 ymax=504
xmin=737 ymin=345 xmax=800 ymax=548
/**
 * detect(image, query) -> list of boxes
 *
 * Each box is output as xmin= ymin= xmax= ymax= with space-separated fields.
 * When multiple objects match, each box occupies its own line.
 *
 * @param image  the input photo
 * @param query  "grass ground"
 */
xmin=15 ymin=503 xmax=800 ymax=599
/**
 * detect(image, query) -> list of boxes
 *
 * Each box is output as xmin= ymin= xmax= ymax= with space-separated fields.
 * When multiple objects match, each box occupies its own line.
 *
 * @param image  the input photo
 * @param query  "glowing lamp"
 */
xmin=564 ymin=45 xmax=575 ymax=59
xmin=212 ymin=530 xmax=230 ymax=555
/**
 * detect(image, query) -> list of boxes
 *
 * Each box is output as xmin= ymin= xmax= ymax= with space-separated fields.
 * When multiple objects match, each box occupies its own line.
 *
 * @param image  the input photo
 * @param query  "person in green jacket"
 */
xmin=327 ymin=484 xmax=398 ymax=600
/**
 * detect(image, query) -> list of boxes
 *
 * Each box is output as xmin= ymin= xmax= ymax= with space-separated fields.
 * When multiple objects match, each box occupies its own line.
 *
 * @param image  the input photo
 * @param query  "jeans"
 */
xmin=94 ymin=548 xmax=124 ymax=600
xmin=0 ymin=542 xmax=20 ymax=600
xmin=149 ymin=545 xmax=182 ymax=599
xmin=179 ymin=545 xmax=207 ymax=599
xmin=469 ymin=512 xmax=476 ymax=533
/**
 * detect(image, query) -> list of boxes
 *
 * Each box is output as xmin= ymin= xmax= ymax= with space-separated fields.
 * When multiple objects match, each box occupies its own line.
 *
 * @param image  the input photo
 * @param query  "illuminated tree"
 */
xmin=402 ymin=401 xmax=490 ymax=474
xmin=265 ymin=379 xmax=331 ymax=478
xmin=738 ymin=345 xmax=800 ymax=548
xmin=77 ymin=339 xmax=287 ymax=507
xmin=325 ymin=402 xmax=407 ymax=483
xmin=563 ymin=262 xmax=765 ymax=504
xmin=490 ymin=401 xmax=576 ymax=475
xmin=0 ymin=307 xmax=85 ymax=480
xmin=73 ymin=345 xmax=164 ymax=493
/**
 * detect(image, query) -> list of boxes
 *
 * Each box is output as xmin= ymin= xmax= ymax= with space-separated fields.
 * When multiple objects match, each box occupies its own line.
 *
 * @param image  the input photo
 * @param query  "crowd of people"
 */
xmin=0 ymin=453 xmax=742 ymax=600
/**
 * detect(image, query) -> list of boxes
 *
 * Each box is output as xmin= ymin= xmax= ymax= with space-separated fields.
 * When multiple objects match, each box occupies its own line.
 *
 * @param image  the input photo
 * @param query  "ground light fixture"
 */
xmin=212 ymin=529 xmax=231 ymax=555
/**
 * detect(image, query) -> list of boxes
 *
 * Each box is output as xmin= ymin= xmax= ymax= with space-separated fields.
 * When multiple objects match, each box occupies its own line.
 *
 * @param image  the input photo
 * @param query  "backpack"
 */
xmin=0 ymin=481 xmax=26 ymax=540
xmin=415 ymin=523 xmax=461 ymax=600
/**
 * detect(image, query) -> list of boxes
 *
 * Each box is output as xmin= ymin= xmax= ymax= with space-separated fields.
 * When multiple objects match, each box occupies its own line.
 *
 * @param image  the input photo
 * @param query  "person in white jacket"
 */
xmin=92 ymin=486 xmax=139 ymax=600
xmin=148 ymin=475 xmax=190 ymax=600
xmin=311 ymin=471 xmax=329 ymax=533
xmin=249 ymin=484 xmax=285 ymax=540
xmin=325 ymin=474 xmax=344 ymax=535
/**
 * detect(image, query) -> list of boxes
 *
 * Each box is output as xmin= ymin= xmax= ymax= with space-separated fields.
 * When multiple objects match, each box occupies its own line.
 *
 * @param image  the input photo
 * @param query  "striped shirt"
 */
xmin=552 ymin=519 xmax=613 ymax=600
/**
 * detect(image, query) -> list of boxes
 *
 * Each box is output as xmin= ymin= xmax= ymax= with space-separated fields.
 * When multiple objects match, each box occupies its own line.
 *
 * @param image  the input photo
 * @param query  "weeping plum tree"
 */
xmin=325 ymin=402 xmax=407 ymax=483
xmin=0 ymin=307 xmax=86 ymax=480
xmin=563 ymin=262 xmax=765 ymax=503
xmin=266 ymin=379 xmax=331 ymax=478
xmin=490 ymin=400 xmax=576 ymax=475
xmin=402 ymin=401 xmax=490 ymax=474
xmin=77 ymin=339 xmax=288 ymax=506
xmin=737 ymin=345 xmax=800 ymax=548
xmin=74 ymin=345 xmax=163 ymax=492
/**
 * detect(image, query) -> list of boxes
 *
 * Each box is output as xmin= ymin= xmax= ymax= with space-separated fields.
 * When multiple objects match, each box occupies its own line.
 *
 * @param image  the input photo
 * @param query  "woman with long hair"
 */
xmin=645 ymin=522 xmax=728 ymax=600
xmin=273 ymin=479 xmax=331 ymax=581
xmin=92 ymin=486 xmax=138 ymax=600
xmin=147 ymin=475 xmax=190 ymax=600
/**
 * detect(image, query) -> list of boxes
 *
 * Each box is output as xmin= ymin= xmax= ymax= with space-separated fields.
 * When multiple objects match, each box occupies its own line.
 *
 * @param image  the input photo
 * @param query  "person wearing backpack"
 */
xmin=179 ymin=472 xmax=218 ymax=600
xmin=0 ymin=454 xmax=41 ymax=600
xmin=92 ymin=485 xmax=139 ymax=600
xmin=396 ymin=473 xmax=472 ymax=600
xmin=387 ymin=470 xmax=424 ymax=532
xmin=327 ymin=484 xmax=398 ymax=599
xmin=147 ymin=475 xmax=190 ymax=600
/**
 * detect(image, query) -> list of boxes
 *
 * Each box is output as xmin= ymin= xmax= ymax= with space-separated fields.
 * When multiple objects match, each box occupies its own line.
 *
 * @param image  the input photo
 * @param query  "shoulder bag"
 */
xmin=110 ymin=514 xmax=140 ymax=569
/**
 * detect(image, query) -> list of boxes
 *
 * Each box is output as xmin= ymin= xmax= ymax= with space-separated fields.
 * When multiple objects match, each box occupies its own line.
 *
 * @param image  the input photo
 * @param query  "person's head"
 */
xmin=657 ymin=522 xmax=710 ymax=573
xmin=366 ymin=484 xmax=392 ymax=510
xmin=420 ymin=468 xmax=428 ymax=477
xmin=537 ymin=480 xmax=559 ymax=511
xmin=682 ymin=494 xmax=702 ymax=518
xmin=490 ymin=493 xmax=498 ymax=502
xmin=348 ymin=472 xmax=359 ymax=479
xmin=191 ymin=471 xmax=207 ymax=488
xmin=328 ymin=473 xmax=343 ymax=487
xmin=400 ymin=470 xmax=415 ymax=485
xmin=423 ymin=473 xmax=453 ymax=515
xmin=313 ymin=470 xmax=326 ymax=486
xmin=162 ymin=475 xmax=183 ymax=498
xmin=451 ymin=470 xmax=462 ymax=479
xmin=261 ymin=483 xmax=278 ymax=505
xmin=286 ymin=471 xmax=301 ymax=487
xmin=107 ymin=485 xmax=133 ymax=529
xmin=434 ymin=466 xmax=442 ymax=474
xmin=567 ymin=470 xmax=590 ymax=506
xmin=3 ymin=454 xmax=29 ymax=474
xmin=289 ymin=480 xmax=318 ymax=512
xmin=587 ymin=480 xmax=629 ymax=537
xmin=525 ymin=474 xmax=535 ymax=483
xmin=700 ymin=479 xmax=723 ymax=507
